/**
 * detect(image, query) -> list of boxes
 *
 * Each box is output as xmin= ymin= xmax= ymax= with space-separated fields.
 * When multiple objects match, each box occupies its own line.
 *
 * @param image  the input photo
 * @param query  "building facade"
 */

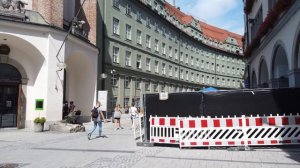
xmin=244 ymin=0 xmax=300 ymax=88
xmin=97 ymin=0 xmax=245 ymax=110
xmin=0 ymin=0 xmax=98 ymax=129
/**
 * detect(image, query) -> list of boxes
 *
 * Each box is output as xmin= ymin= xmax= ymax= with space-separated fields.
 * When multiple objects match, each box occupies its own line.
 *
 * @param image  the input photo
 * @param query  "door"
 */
xmin=0 ymin=63 xmax=21 ymax=128
xmin=0 ymin=85 xmax=18 ymax=127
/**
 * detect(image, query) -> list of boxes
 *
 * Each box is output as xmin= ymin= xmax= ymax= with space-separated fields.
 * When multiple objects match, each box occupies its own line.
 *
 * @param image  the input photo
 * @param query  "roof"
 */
xmin=164 ymin=2 xmax=243 ymax=48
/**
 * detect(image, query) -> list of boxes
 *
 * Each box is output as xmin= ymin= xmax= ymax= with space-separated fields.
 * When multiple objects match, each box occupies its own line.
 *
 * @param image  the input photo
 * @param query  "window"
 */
xmin=217 ymin=64 xmax=220 ymax=72
xmin=169 ymin=46 xmax=172 ymax=58
xmin=113 ymin=0 xmax=119 ymax=8
xmin=111 ymin=74 xmax=118 ymax=87
xmin=191 ymin=72 xmax=194 ymax=82
xmin=212 ymin=77 xmax=215 ymax=85
xmin=196 ymin=58 xmax=199 ymax=67
xmin=180 ymin=52 xmax=183 ymax=62
xmin=146 ymin=58 xmax=151 ymax=71
xmin=136 ymin=79 xmax=141 ymax=89
xmin=125 ymin=51 xmax=131 ymax=66
xmin=136 ymin=55 xmax=142 ymax=69
xmin=161 ymin=85 xmax=165 ymax=92
xmin=196 ymin=74 xmax=200 ymax=82
xmin=201 ymin=75 xmax=205 ymax=83
xmin=185 ymin=54 xmax=189 ymax=64
xmin=111 ymin=97 xmax=117 ymax=108
xmin=113 ymin=17 xmax=119 ymax=35
xmin=191 ymin=57 xmax=194 ymax=66
xmin=124 ymin=98 xmax=129 ymax=107
xmin=137 ymin=11 xmax=141 ymax=22
xmin=146 ymin=17 xmax=150 ymax=27
xmin=154 ymin=61 xmax=159 ymax=73
xmin=162 ymin=63 xmax=166 ymax=75
xmin=186 ymin=71 xmax=189 ymax=81
xmin=206 ymin=76 xmax=210 ymax=84
xmin=126 ymin=4 xmax=131 ymax=16
xmin=136 ymin=30 xmax=142 ymax=45
xmin=124 ymin=76 xmax=130 ymax=88
xmin=174 ymin=49 xmax=178 ymax=60
xmin=175 ymin=67 xmax=178 ymax=78
xmin=125 ymin=24 xmax=131 ymax=40
xmin=155 ymin=39 xmax=159 ymax=52
xmin=113 ymin=47 xmax=119 ymax=63
xmin=145 ymin=81 xmax=150 ymax=91
xmin=201 ymin=60 xmax=204 ymax=69
xmin=154 ymin=82 xmax=158 ymax=92
xmin=146 ymin=35 xmax=151 ymax=49
xmin=155 ymin=23 xmax=159 ymax=32
xmin=162 ymin=43 xmax=166 ymax=55
xmin=180 ymin=69 xmax=184 ymax=79
xmin=206 ymin=62 xmax=209 ymax=70
xmin=169 ymin=65 xmax=172 ymax=76
xmin=211 ymin=63 xmax=214 ymax=71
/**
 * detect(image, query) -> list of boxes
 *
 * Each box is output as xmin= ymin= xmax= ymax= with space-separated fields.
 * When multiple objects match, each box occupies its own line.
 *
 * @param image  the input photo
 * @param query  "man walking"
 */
xmin=88 ymin=101 xmax=105 ymax=140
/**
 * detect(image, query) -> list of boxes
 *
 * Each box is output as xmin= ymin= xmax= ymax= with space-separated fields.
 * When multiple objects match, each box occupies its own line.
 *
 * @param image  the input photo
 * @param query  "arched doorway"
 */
xmin=259 ymin=60 xmax=269 ymax=88
xmin=272 ymin=45 xmax=289 ymax=88
xmin=251 ymin=71 xmax=257 ymax=88
xmin=0 ymin=63 xmax=21 ymax=128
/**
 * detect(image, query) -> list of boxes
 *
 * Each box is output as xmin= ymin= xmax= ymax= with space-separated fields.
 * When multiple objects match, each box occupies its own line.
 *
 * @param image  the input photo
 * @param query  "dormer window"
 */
xmin=126 ymin=4 xmax=132 ymax=16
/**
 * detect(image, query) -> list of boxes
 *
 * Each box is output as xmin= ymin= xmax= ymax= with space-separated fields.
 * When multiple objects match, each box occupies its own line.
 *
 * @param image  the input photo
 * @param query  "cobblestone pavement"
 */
xmin=1 ymin=114 xmax=300 ymax=168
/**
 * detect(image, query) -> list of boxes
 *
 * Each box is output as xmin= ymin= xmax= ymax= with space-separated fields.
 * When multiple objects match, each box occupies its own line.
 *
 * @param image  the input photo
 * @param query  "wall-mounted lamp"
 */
xmin=110 ymin=69 xmax=116 ymax=74
xmin=99 ymin=73 xmax=107 ymax=79
xmin=57 ymin=62 xmax=67 ymax=71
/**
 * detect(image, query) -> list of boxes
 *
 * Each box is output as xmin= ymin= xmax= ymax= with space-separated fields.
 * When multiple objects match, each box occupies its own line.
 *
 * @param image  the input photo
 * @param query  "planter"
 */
xmin=34 ymin=123 xmax=44 ymax=132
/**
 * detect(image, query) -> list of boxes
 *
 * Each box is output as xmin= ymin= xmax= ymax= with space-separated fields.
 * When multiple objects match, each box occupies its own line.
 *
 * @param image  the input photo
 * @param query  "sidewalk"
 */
xmin=0 ymin=114 xmax=300 ymax=168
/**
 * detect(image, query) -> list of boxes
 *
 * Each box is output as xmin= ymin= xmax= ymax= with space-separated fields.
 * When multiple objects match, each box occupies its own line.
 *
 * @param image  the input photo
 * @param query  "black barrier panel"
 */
xmin=144 ymin=92 xmax=203 ymax=141
xmin=203 ymin=88 xmax=300 ymax=117
xmin=144 ymin=88 xmax=300 ymax=141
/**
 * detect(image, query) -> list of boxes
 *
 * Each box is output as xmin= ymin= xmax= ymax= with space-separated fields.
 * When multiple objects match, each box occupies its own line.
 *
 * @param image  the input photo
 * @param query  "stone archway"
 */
xmin=251 ymin=71 xmax=257 ymax=88
xmin=271 ymin=45 xmax=289 ymax=88
xmin=259 ymin=59 xmax=269 ymax=88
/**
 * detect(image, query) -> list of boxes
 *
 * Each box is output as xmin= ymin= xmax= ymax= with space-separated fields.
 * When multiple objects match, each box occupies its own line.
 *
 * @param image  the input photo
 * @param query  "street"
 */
xmin=1 ymin=114 xmax=300 ymax=168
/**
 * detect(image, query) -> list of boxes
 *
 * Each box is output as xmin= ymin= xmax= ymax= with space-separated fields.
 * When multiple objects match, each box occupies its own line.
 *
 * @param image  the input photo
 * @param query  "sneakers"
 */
xmin=114 ymin=128 xmax=119 ymax=131
xmin=87 ymin=133 xmax=91 ymax=140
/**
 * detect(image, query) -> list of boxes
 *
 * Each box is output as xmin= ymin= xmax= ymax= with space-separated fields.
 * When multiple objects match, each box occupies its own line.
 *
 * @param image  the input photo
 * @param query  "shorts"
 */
xmin=130 ymin=115 xmax=136 ymax=120
xmin=114 ymin=117 xmax=120 ymax=120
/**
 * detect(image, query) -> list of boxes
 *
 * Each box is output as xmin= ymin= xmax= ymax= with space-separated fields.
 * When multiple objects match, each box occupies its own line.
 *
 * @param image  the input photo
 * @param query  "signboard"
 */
xmin=98 ymin=91 xmax=108 ymax=111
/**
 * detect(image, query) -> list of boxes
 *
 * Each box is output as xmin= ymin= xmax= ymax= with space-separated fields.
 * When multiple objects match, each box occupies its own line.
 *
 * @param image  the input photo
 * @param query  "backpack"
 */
xmin=91 ymin=107 xmax=99 ymax=118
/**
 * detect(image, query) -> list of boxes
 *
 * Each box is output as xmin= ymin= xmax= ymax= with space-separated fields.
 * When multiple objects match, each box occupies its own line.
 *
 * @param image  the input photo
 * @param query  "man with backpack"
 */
xmin=88 ymin=101 xmax=105 ymax=140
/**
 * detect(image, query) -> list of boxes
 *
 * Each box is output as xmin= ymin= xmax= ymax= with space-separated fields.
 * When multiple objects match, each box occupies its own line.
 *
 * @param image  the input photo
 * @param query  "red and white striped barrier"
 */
xmin=149 ymin=116 xmax=180 ymax=144
xmin=178 ymin=114 xmax=300 ymax=148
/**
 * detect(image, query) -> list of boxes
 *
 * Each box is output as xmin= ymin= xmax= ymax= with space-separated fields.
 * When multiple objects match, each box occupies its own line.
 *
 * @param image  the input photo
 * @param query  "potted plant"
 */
xmin=33 ymin=117 xmax=46 ymax=132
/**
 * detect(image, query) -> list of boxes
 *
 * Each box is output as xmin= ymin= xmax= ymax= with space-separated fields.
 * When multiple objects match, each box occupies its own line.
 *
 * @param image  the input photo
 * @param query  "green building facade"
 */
xmin=97 ymin=0 xmax=245 ymax=110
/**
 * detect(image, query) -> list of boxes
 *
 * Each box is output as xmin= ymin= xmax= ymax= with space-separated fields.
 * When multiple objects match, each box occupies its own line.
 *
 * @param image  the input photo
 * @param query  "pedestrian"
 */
xmin=114 ymin=104 xmax=123 ymax=130
xmin=129 ymin=103 xmax=138 ymax=128
xmin=88 ymin=101 xmax=106 ymax=140
xmin=69 ymin=101 xmax=76 ymax=114
xmin=62 ymin=101 xmax=69 ymax=119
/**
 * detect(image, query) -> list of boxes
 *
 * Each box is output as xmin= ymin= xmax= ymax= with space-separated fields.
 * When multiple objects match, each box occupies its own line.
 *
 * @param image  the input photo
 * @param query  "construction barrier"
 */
xmin=149 ymin=114 xmax=300 ymax=148
xmin=133 ymin=114 xmax=144 ymax=142
xmin=149 ymin=115 xmax=180 ymax=144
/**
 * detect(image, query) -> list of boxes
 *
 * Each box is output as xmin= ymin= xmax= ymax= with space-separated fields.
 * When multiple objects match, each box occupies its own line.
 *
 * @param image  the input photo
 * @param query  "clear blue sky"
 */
xmin=166 ymin=0 xmax=244 ymax=35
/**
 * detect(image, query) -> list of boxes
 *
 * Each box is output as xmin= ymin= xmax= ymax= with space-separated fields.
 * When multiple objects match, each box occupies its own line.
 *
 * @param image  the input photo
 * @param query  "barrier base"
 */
xmin=227 ymin=146 xmax=253 ymax=151
xmin=136 ymin=141 xmax=154 ymax=147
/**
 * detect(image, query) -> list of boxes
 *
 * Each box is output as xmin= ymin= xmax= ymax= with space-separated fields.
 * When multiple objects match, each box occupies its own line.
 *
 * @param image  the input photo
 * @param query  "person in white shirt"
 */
xmin=129 ymin=103 xmax=138 ymax=127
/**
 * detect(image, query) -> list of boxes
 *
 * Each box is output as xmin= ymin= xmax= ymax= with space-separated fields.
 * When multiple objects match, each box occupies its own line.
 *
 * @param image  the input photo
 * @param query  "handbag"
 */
xmin=114 ymin=111 xmax=121 ymax=118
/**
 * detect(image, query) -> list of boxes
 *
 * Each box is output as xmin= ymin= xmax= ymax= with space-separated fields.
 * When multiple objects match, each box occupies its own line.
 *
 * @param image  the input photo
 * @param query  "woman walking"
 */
xmin=114 ymin=104 xmax=123 ymax=130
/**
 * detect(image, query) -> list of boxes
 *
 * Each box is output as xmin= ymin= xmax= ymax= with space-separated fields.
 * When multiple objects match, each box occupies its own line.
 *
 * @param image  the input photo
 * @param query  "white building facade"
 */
xmin=244 ymin=0 xmax=300 ymax=88
xmin=0 ymin=6 xmax=98 ymax=129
